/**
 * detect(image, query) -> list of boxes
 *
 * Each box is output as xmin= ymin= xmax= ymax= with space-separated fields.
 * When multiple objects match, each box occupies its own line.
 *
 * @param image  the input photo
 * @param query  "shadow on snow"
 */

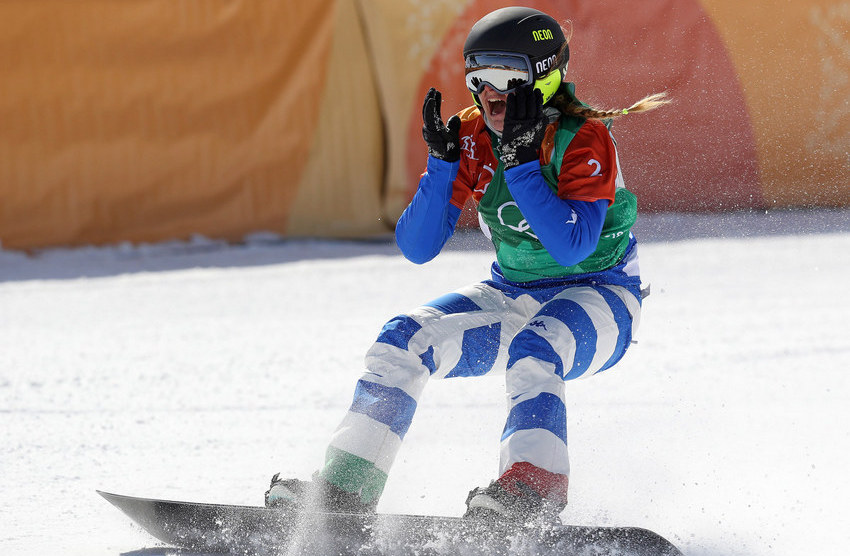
xmin=2 ymin=207 xmax=848 ymax=282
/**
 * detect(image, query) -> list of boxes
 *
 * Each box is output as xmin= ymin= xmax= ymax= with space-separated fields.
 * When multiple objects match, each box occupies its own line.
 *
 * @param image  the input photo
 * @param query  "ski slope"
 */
xmin=1 ymin=209 xmax=849 ymax=556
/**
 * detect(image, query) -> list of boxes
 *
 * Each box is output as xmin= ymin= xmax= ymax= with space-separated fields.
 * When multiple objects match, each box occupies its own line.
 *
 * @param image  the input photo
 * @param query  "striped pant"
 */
xmin=319 ymin=277 xmax=642 ymax=505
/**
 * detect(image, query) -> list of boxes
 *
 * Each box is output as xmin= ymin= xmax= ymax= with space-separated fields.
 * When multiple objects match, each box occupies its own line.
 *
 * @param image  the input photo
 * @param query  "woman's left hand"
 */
xmin=500 ymin=85 xmax=548 ymax=170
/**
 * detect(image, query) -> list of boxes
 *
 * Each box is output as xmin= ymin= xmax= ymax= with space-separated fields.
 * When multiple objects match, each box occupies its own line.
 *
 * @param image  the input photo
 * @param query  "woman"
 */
xmin=266 ymin=6 xmax=667 ymax=524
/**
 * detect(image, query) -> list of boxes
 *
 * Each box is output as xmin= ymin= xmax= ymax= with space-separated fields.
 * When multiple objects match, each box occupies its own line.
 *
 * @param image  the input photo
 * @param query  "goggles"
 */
xmin=464 ymin=52 xmax=534 ymax=94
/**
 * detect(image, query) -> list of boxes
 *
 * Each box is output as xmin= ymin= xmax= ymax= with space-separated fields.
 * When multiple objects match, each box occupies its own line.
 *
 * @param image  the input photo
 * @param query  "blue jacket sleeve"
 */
xmin=504 ymin=160 xmax=607 ymax=267
xmin=395 ymin=155 xmax=463 ymax=264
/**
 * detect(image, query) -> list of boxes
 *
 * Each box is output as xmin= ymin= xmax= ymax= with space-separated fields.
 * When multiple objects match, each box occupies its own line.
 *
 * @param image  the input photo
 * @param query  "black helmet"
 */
xmin=463 ymin=7 xmax=569 ymax=105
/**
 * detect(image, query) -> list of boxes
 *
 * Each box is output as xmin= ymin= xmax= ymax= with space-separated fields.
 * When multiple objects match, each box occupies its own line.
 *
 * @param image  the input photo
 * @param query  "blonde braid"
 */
xmin=554 ymin=91 xmax=670 ymax=120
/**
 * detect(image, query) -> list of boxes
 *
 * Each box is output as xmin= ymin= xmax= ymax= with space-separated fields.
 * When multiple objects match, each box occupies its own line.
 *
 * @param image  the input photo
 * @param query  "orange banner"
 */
xmin=0 ymin=1 xmax=385 ymax=250
xmin=1 ymin=1 xmax=847 ymax=250
xmin=700 ymin=0 xmax=850 ymax=208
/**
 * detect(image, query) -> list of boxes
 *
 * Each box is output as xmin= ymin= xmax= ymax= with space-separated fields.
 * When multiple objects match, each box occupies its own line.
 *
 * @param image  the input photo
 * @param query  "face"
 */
xmin=479 ymin=85 xmax=509 ymax=133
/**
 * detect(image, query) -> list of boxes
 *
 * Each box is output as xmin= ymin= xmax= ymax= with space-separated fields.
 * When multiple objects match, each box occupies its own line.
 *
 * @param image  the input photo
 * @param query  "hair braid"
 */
xmin=552 ymin=91 xmax=670 ymax=120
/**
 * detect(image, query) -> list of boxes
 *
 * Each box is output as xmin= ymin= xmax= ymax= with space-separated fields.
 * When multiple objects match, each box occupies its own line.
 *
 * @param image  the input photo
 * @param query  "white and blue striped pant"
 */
xmin=326 ymin=278 xmax=642 ymax=498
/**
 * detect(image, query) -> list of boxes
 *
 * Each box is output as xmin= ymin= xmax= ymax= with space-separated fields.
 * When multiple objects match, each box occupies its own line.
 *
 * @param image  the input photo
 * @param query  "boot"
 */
xmin=264 ymin=473 xmax=377 ymax=514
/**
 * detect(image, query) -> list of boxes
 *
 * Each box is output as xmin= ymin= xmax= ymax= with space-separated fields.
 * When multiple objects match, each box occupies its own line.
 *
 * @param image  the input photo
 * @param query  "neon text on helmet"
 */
xmin=535 ymin=54 xmax=558 ymax=75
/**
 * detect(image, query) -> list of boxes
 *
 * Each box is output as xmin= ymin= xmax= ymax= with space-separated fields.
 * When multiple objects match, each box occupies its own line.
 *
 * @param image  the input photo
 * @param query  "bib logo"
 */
xmin=461 ymin=135 xmax=478 ymax=160
xmin=497 ymin=201 xmax=538 ymax=239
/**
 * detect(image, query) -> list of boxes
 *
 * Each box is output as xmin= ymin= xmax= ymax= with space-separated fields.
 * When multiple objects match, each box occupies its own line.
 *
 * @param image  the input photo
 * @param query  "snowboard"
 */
xmin=99 ymin=490 xmax=683 ymax=556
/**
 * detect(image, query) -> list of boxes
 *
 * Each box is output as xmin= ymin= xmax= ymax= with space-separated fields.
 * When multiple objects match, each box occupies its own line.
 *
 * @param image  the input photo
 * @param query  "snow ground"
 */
xmin=1 ymin=208 xmax=849 ymax=556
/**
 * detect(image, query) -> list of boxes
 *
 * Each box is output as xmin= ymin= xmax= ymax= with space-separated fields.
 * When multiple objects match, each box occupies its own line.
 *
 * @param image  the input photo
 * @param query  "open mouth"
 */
xmin=486 ymin=98 xmax=506 ymax=117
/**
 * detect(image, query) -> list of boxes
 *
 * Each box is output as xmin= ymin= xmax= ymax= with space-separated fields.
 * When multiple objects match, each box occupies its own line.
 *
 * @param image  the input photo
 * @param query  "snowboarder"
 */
xmin=266 ymin=6 xmax=668 ymax=524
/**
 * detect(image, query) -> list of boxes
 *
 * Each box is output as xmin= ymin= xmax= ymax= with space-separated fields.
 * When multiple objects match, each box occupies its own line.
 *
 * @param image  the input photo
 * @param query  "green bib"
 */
xmin=477 ymin=86 xmax=636 ymax=282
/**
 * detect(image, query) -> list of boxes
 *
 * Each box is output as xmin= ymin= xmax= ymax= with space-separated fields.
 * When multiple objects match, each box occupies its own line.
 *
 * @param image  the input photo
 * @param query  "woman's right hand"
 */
xmin=422 ymin=88 xmax=461 ymax=162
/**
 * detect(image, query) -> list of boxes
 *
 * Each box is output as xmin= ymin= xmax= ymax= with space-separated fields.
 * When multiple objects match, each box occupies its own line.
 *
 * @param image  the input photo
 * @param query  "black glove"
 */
xmin=422 ymin=88 xmax=461 ymax=163
xmin=500 ymin=85 xmax=548 ymax=170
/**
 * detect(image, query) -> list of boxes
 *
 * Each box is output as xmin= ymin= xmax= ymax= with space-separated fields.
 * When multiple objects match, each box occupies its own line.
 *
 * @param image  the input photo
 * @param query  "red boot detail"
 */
xmin=497 ymin=462 xmax=569 ymax=506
